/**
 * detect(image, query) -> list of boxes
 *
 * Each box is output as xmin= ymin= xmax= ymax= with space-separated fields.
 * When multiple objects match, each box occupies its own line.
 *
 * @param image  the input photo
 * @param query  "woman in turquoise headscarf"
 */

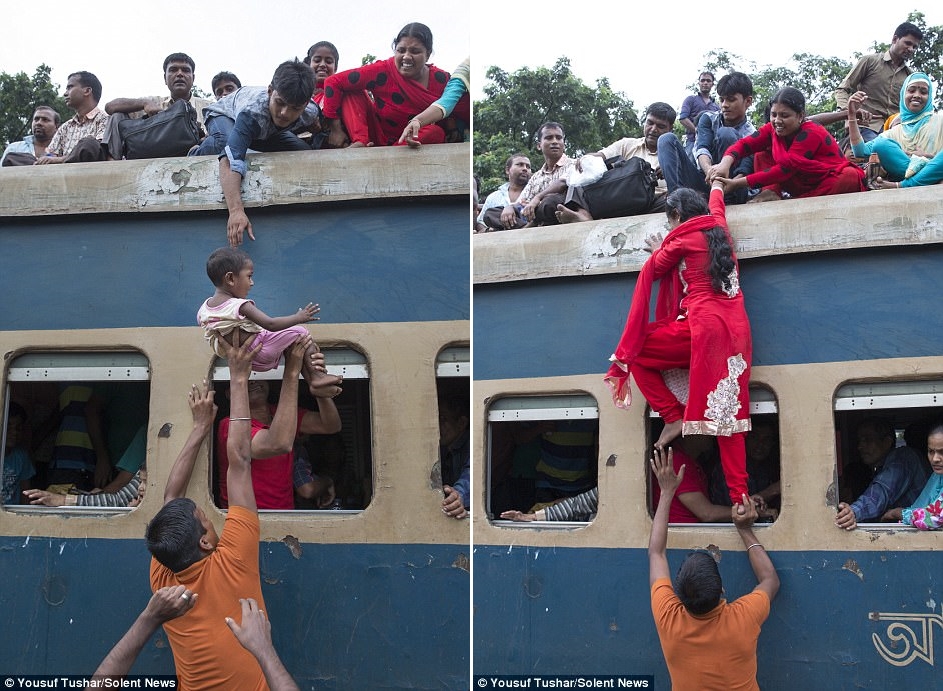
xmin=846 ymin=72 xmax=943 ymax=189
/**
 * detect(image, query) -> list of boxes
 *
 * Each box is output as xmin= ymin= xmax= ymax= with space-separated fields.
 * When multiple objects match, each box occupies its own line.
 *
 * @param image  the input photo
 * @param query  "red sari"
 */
xmin=605 ymin=188 xmax=751 ymax=502
xmin=322 ymin=56 xmax=469 ymax=146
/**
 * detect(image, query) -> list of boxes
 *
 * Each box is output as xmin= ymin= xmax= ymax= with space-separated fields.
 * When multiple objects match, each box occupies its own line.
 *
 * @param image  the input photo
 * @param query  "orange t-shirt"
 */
xmin=650 ymin=577 xmax=770 ymax=691
xmin=150 ymin=506 xmax=269 ymax=691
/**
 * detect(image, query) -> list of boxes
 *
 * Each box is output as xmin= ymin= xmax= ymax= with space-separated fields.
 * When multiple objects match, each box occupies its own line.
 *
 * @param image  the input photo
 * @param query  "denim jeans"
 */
xmin=658 ymin=132 xmax=749 ymax=204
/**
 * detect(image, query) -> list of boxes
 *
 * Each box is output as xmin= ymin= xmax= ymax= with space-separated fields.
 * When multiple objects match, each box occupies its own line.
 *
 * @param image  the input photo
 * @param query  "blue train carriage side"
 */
xmin=472 ymin=187 xmax=943 ymax=688
xmin=0 ymin=144 xmax=470 ymax=689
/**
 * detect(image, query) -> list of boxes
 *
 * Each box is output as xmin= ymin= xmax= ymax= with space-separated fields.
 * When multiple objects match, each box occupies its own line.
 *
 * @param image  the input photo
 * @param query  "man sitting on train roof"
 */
xmin=510 ymin=122 xmax=576 ymax=227
xmin=649 ymin=447 xmax=779 ymax=690
xmin=1 ymin=106 xmax=60 ymax=166
xmin=554 ymin=103 xmax=674 ymax=224
xmin=835 ymin=416 xmax=929 ymax=530
xmin=100 ymin=52 xmax=211 ymax=160
xmin=475 ymin=152 xmax=532 ymax=232
xmin=35 ymin=71 xmax=108 ymax=164
xmin=188 ymin=59 xmax=321 ymax=247
xmin=146 ymin=331 xmax=306 ymax=690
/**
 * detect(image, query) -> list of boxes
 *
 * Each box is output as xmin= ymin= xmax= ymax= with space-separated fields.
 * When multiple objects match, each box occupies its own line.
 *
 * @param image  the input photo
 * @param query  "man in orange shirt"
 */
xmin=146 ymin=331 xmax=309 ymax=690
xmin=648 ymin=447 xmax=779 ymax=690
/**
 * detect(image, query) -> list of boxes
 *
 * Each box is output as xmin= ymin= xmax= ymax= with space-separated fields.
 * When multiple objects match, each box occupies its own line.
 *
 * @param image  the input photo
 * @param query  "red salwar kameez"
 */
xmin=606 ymin=187 xmax=751 ymax=503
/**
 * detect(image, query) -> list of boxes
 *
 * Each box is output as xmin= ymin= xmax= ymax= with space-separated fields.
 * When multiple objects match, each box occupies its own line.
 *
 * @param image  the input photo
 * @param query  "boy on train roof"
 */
xmin=190 ymin=59 xmax=320 ymax=247
xmin=198 ymin=247 xmax=343 ymax=399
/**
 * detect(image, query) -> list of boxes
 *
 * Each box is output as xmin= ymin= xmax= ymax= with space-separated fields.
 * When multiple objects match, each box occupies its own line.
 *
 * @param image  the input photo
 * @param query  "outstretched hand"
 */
xmin=732 ymin=493 xmax=758 ymax=528
xmin=145 ymin=585 xmax=197 ymax=623
xmin=227 ymin=211 xmax=254 ymax=247
xmin=294 ymin=303 xmax=320 ymax=323
xmin=225 ymin=598 xmax=273 ymax=658
xmin=188 ymin=380 xmax=217 ymax=429
xmin=650 ymin=447 xmax=684 ymax=495
xmin=219 ymin=329 xmax=263 ymax=379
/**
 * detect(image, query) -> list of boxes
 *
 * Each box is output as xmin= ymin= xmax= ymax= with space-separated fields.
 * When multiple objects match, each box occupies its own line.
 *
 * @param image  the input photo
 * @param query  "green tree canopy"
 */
xmin=0 ymin=65 xmax=68 ymax=149
xmin=474 ymin=57 xmax=639 ymax=195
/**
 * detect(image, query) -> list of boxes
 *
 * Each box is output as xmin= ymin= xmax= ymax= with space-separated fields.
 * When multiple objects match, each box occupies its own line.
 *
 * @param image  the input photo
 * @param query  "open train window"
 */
xmin=435 ymin=346 xmax=470 ymax=517
xmin=833 ymin=380 xmax=942 ymax=521
xmin=647 ymin=385 xmax=781 ymax=524
xmin=488 ymin=394 xmax=600 ymax=527
xmin=3 ymin=351 xmax=151 ymax=513
xmin=211 ymin=348 xmax=372 ymax=513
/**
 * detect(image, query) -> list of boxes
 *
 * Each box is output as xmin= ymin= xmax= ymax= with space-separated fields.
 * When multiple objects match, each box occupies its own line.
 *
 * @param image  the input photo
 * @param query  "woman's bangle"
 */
xmin=229 ymin=417 xmax=252 ymax=421
xmin=747 ymin=543 xmax=764 ymax=551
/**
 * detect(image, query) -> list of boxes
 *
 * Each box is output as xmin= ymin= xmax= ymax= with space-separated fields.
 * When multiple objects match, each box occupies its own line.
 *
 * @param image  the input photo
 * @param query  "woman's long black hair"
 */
xmin=665 ymin=188 xmax=736 ymax=294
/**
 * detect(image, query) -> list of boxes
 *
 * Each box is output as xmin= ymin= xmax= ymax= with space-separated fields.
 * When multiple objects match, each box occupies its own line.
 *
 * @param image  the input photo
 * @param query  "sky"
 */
xmin=470 ymin=3 xmax=941 ymax=116
xmin=0 ymin=1 xmax=469 ymax=106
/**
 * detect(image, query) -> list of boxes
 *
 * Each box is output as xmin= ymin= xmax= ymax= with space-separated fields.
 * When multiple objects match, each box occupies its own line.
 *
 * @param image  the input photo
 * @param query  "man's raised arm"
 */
xmin=162 ymin=383 xmax=217 ymax=504
xmin=649 ymin=447 xmax=684 ymax=586
xmin=733 ymin=495 xmax=779 ymax=601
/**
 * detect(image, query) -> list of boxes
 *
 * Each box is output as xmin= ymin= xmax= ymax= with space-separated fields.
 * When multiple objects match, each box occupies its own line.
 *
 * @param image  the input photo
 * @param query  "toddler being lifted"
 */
xmin=198 ymin=247 xmax=343 ymax=397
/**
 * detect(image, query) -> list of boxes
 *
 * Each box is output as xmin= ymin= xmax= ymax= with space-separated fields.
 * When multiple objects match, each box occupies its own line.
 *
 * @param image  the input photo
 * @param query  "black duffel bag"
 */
xmin=118 ymin=99 xmax=200 ymax=159
xmin=575 ymin=155 xmax=657 ymax=218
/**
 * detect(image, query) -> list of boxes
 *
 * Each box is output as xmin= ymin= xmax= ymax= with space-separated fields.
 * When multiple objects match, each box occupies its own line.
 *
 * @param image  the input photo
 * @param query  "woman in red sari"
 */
xmin=605 ymin=181 xmax=751 ymax=504
xmin=321 ymin=22 xmax=469 ymax=147
xmin=715 ymin=87 xmax=865 ymax=201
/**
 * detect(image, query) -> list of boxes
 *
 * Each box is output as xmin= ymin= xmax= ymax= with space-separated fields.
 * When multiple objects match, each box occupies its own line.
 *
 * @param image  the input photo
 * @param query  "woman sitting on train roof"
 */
xmin=881 ymin=423 xmax=943 ymax=530
xmin=604 ymin=180 xmax=752 ymax=506
xmin=398 ymin=57 xmax=469 ymax=147
xmin=714 ymin=87 xmax=866 ymax=201
xmin=846 ymin=72 xmax=943 ymax=190
xmin=320 ymin=22 xmax=469 ymax=147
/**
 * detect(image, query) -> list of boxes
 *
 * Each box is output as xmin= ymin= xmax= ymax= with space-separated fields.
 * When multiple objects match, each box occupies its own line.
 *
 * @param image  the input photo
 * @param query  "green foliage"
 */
xmin=191 ymin=85 xmax=212 ymax=100
xmin=872 ymin=11 xmax=943 ymax=107
xmin=361 ymin=54 xmax=378 ymax=66
xmin=700 ymin=50 xmax=852 ymax=125
xmin=473 ymin=57 xmax=639 ymax=195
xmin=0 ymin=65 xmax=68 ymax=148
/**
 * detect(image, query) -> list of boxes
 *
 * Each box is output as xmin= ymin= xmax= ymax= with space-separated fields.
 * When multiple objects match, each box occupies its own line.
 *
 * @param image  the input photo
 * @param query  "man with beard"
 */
xmin=101 ymin=52 xmax=211 ymax=159
xmin=1 ymin=106 xmax=60 ymax=166
xmin=555 ymin=103 xmax=674 ymax=223
xmin=475 ymin=153 xmax=532 ymax=231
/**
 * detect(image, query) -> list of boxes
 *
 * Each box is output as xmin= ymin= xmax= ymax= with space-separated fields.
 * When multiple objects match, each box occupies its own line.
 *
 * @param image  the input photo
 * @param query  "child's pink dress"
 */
xmin=197 ymin=297 xmax=308 ymax=371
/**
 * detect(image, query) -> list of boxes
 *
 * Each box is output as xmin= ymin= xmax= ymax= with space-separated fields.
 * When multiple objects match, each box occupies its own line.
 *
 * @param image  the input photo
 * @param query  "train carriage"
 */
xmin=473 ymin=187 xmax=943 ymax=687
xmin=0 ymin=144 xmax=470 ymax=690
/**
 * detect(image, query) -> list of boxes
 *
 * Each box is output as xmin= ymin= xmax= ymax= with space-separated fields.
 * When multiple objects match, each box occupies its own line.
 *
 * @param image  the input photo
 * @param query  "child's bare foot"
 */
xmin=309 ymin=377 xmax=343 ymax=399
xmin=655 ymin=420 xmax=683 ymax=450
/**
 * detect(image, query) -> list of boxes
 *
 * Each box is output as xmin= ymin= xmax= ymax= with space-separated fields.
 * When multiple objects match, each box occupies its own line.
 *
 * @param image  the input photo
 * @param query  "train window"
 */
xmin=211 ymin=348 xmax=372 ymax=513
xmin=647 ymin=385 xmax=781 ymax=524
xmin=488 ymin=394 xmax=600 ymax=527
xmin=833 ymin=380 xmax=942 ymax=521
xmin=435 ymin=346 xmax=470 ymax=518
xmin=2 ymin=351 xmax=151 ymax=513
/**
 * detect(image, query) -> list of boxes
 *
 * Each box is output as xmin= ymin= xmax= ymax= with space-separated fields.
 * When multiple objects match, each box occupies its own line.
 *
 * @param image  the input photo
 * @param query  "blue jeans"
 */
xmin=191 ymin=115 xmax=311 ymax=157
xmin=658 ymin=131 xmax=749 ymax=204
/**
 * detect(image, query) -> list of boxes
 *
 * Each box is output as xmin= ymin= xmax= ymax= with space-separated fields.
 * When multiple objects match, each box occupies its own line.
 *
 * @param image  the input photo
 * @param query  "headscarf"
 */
xmin=899 ymin=72 xmax=934 ymax=137
xmin=882 ymin=71 xmax=943 ymax=156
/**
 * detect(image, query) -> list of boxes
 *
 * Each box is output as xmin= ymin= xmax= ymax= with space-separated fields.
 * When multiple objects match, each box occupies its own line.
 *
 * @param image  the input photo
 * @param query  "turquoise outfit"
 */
xmin=901 ymin=473 xmax=943 ymax=530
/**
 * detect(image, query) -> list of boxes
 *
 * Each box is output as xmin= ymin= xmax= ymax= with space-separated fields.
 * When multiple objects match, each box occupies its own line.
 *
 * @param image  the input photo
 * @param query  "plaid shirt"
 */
xmin=46 ymin=108 xmax=109 ymax=158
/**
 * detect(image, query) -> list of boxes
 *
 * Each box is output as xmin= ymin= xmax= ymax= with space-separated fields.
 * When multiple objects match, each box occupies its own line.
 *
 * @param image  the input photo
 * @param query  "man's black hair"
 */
xmin=145 ymin=497 xmax=207 ymax=573
xmin=645 ymin=102 xmax=677 ymax=126
xmin=894 ymin=22 xmax=923 ymax=42
xmin=163 ymin=52 xmax=195 ymax=73
xmin=69 ymin=71 xmax=103 ymax=103
xmin=675 ymin=552 xmax=723 ymax=615
xmin=270 ymin=59 xmax=316 ymax=106
xmin=716 ymin=72 xmax=754 ymax=99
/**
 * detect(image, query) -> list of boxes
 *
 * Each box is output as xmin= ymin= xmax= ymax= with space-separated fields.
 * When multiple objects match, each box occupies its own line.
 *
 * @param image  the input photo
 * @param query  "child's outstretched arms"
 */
xmin=239 ymin=301 xmax=320 ymax=331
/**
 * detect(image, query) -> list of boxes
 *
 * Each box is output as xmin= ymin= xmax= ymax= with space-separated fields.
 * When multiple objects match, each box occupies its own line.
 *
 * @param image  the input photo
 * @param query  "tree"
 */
xmin=474 ymin=57 xmax=639 ymax=195
xmin=700 ymin=50 xmax=851 ymax=125
xmin=0 ymin=65 xmax=68 ymax=149
xmin=872 ymin=10 xmax=943 ymax=108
